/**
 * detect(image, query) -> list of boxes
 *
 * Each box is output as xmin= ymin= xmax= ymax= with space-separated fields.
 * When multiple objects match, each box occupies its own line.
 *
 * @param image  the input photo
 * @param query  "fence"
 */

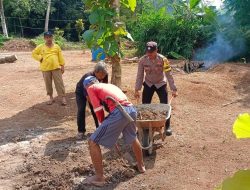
xmin=0 ymin=16 xmax=84 ymax=40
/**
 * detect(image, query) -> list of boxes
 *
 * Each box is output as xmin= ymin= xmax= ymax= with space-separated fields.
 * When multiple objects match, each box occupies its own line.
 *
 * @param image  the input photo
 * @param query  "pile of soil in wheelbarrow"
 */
xmin=135 ymin=104 xmax=170 ymax=120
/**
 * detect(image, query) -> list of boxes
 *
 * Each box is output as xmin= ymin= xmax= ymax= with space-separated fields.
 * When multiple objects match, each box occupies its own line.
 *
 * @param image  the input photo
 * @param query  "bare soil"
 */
xmin=0 ymin=50 xmax=249 ymax=190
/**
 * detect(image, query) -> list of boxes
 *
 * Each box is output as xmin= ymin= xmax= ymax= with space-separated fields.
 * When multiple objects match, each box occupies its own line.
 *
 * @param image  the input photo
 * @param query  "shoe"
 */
xmin=165 ymin=127 xmax=172 ymax=136
xmin=76 ymin=132 xmax=84 ymax=140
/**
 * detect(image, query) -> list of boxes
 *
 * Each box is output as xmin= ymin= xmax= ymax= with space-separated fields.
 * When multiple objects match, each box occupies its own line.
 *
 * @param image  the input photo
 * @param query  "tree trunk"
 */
xmin=0 ymin=0 xmax=8 ymax=38
xmin=111 ymin=54 xmax=121 ymax=87
xmin=44 ymin=0 xmax=51 ymax=32
xmin=0 ymin=54 xmax=17 ymax=64
xmin=111 ymin=0 xmax=122 ymax=87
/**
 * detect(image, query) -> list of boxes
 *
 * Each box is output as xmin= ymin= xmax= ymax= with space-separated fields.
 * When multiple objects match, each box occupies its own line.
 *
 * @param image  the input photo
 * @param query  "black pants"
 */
xmin=142 ymin=83 xmax=170 ymax=129
xmin=76 ymin=93 xmax=99 ymax=133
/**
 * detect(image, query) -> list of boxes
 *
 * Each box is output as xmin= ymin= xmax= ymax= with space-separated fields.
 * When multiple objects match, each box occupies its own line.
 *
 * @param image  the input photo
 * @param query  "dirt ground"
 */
xmin=0 ymin=50 xmax=249 ymax=190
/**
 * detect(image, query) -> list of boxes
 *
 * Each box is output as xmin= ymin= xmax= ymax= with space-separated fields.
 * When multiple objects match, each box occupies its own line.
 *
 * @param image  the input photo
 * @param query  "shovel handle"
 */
xmin=115 ymin=143 xmax=122 ymax=156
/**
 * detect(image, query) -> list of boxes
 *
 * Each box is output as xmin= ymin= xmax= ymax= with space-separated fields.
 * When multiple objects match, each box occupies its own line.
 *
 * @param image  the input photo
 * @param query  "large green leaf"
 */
xmin=190 ymin=0 xmax=201 ymax=9
xmin=89 ymin=12 xmax=99 ymax=24
xmin=203 ymin=7 xmax=216 ymax=23
xmin=215 ymin=170 xmax=250 ymax=190
xmin=114 ymin=27 xmax=127 ymax=36
xmin=168 ymin=51 xmax=186 ymax=59
xmin=121 ymin=0 xmax=136 ymax=12
xmin=82 ymin=29 xmax=95 ymax=42
xmin=128 ymin=0 xmax=136 ymax=12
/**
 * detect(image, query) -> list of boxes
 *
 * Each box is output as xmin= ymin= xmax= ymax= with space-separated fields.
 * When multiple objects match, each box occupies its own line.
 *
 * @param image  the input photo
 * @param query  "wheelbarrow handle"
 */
xmin=141 ymin=141 xmax=153 ymax=150
xmin=166 ymin=95 xmax=174 ymax=120
xmin=166 ymin=105 xmax=172 ymax=120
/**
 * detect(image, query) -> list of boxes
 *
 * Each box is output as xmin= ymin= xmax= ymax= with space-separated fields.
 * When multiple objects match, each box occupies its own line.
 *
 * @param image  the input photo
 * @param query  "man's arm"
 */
xmin=87 ymin=88 xmax=105 ymax=123
xmin=94 ymin=109 xmax=105 ymax=123
xmin=134 ymin=58 xmax=144 ymax=98
xmin=57 ymin=46 xmax=65 ymax=73
xmin=32 ymin=45 xmax=43 ymax=62
xmin=163 ymin=57 xmax=178 ymax=97
xmin=165 ymin=71 xmax=178 ymax=97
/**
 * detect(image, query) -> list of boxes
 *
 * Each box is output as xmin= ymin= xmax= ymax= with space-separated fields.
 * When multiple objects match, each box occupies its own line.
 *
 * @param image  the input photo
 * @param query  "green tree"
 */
xmin=224 ymin=0 xmax=250 ymax=59
xmin=225 ymin=0 xmax=250 ymax=26
xmin=127 ymin=0 xmax=217 ymax=59
xmin=83 ymin=0 xmax=136 ymax=87
xmin=3 ymin=0 xmax=85 ymax=39
xmin=75 ymin=19 xmax=84 ymax=41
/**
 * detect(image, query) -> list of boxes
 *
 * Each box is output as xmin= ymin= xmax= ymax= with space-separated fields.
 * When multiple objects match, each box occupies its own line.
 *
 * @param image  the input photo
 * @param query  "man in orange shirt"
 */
xmin=83 ymin=76 xmax=145 ymax=186
xmin=32 ymin=31 xmax=66 ymax=105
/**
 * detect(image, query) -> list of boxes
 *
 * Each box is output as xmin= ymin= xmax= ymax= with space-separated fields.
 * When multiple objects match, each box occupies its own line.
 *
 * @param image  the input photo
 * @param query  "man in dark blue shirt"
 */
xmin=75 ymin=61 xmax=108 ymax=139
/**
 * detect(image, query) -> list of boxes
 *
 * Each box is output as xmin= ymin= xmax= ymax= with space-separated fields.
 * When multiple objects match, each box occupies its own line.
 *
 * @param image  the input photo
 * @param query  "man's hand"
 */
xmin=134 ymin=90 xmax=140 ymax=99
xmin=86 ymin=96 xmax=90 ymax=103
xmin=61 ymin=65 xmax=65 ymax=74
xmin=172 ymin=90 xmax=178 ymax=98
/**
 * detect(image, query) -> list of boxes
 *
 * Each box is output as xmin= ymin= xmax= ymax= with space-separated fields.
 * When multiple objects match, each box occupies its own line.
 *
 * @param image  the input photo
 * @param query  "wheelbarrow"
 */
xmin=135 ymin=103 xmax=171 ymax=155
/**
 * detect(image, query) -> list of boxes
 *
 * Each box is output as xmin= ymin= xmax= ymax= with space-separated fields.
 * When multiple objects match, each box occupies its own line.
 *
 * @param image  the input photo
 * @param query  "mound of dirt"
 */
xmin=208 ymin=63 xmax=250 ymax=94
xmin=1 ymin=39 xmax=35 ymax=52
xmin=208 ymin=63 xmax=250 ymax=76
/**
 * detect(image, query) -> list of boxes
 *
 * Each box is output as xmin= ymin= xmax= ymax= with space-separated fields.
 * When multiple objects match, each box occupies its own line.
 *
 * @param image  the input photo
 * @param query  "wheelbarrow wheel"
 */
xmin=142 ymin=129 xmax=153 ymax=156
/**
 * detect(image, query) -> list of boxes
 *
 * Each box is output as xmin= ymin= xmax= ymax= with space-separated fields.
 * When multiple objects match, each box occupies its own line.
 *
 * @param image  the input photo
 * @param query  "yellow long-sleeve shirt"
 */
xmin=32 ymin=43 xmax=65 ymax=71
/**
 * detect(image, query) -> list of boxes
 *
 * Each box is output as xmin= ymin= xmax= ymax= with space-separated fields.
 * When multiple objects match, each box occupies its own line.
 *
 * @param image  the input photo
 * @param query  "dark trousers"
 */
xmin=76 ymin=93 xmax=99 ymax=133
xmin=142 ymin=83 xmax=171 ymax=129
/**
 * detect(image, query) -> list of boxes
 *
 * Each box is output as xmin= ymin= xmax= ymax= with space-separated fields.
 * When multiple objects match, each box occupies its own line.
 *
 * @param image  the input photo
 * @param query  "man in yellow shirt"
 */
xmin=32 ymin=31 xmax=67 ymax=105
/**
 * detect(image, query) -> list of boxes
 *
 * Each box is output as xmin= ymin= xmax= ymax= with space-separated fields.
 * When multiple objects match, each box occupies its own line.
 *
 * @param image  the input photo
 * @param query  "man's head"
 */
xmin=83 ymin=76 xmax=99 ymax=89
xmin=94 ymin=61 xmax=108 ymax=81
xmin=146 ymin=41 xmax=158 ymax=59
xmin=44 ymin=31 xmax=53 ymax=45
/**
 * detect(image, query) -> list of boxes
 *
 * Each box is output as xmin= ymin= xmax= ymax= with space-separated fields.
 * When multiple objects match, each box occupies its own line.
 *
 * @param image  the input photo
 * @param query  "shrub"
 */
xmin=0 ymin=34 xmax=10 ymax=47
xmin=75 ymin=19 xmax=84 ymax=41
xmin=30 ymin=28 xmax=66 ymax=48
xmin=127 ymin=10 xmax=214 ymax=59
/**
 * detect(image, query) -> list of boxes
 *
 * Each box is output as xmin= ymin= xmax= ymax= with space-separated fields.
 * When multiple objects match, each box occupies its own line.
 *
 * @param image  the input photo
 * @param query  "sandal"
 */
xmin=46 ymin=99 xmax=55 ymax=105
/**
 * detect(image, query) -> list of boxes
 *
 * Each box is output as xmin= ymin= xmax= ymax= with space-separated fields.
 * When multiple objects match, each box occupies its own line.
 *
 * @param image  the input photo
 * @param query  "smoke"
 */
xmin=194 ymin=16 xmax=246 ymax=68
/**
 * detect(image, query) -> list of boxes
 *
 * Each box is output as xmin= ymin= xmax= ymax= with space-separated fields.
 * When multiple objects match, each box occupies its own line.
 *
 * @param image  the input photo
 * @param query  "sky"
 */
xmin=204 ymin=0 xmax=223 ymax=9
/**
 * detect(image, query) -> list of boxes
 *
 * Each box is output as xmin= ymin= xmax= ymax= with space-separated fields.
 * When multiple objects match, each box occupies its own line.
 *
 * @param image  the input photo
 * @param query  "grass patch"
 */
xmin=0 ymin=34 xmax=11 ymax=47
